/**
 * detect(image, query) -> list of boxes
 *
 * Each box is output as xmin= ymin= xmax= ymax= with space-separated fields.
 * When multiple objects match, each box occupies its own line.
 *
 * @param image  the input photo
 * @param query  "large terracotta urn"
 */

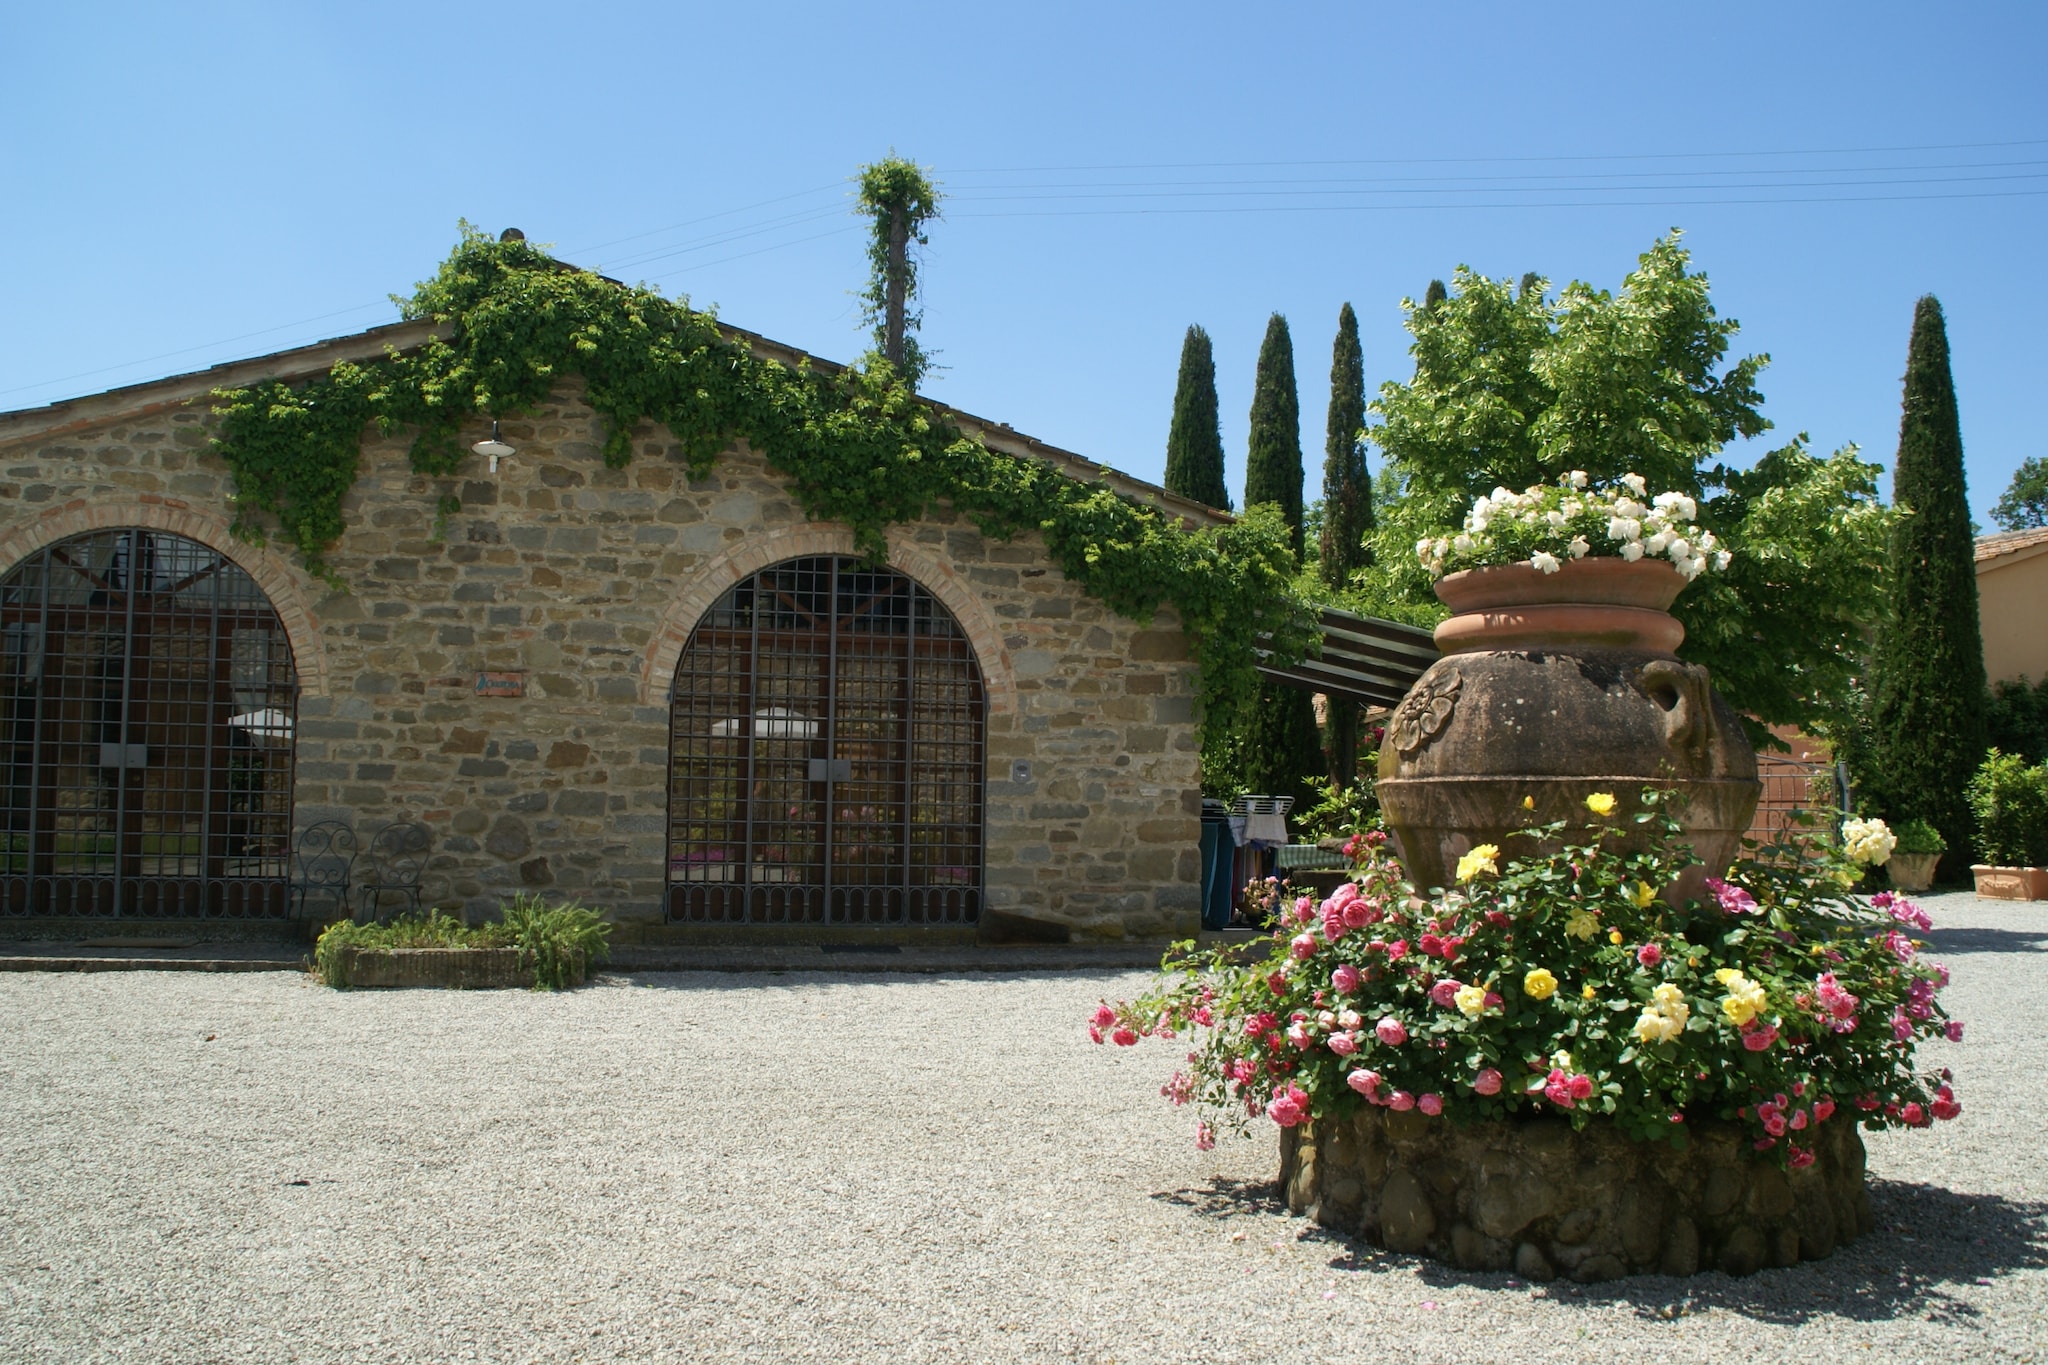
xmin=1377 ymin=558 xmax=1759 ymax=901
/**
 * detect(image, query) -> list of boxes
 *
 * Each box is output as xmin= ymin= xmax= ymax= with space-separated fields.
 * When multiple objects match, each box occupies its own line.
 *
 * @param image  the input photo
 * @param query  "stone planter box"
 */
xmin=329 ymin=946 xmax=582 ymax=989
xmin=1887 ymin=851 xmax=1941 ymax=893
xmin=1971 ymin=865 xmax=2048 ymax=900
xmin=1279 ymin=1107 xmax=1871 ymax=1281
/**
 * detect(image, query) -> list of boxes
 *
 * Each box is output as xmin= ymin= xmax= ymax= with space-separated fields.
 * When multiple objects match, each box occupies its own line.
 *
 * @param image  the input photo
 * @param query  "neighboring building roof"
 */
xmin=0 ymin=303 xmax=1229 ymax=529
xmin=1977 ymin=526 xmax=2048 ymax=564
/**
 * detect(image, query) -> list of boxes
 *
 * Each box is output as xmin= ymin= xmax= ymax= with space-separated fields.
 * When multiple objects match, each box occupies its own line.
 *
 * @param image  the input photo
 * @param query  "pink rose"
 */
xmin=1742 ymin=1022 xmax=1779 ymax=1052
xmin=1417 ymin=1093 xmax=1443 ymax=1117
xmin=1268 ymin=1084 xmax=1309 ymax=1128
xmin=1788 ymin=1147 xmax=1816 ymax=1170
xmin=1636 ymin=943 xmax=1662 ymax=968
xmin=1292 ymin=895 xmax=1316 ymax=925
xmin=1290 ymin=933 xmax=1318 ymax=961
xmin=1345 ymin=1068 xmax=1382 ymax=1098
xmin=1387 ymin=1090 xmax=1415 ymax=1111
xmin=1473 ymin=1068 xmax=1503 ymax=1096
xmin=1087 ymin=1025 xmax=1103 ymax=1044
xmin=1328 ymin=1032 xmax=1358 ymax=1056
xmin=1428 ymin=979 xmax=1463 ymax=1009
xmin=1567 ymin=1074 xmax=1593 ymax=1101
xmin=1332 ymin=964 xmax=1361 ymax=994
xmin=1375 ymin=1016 xmax=1408 ymax=1046
xmin=1900 ymin=1102 xmax=1928 ymax=1127
xmin=1386 ymin=939 xmax=1409 ymax=961
xmin=1194 ymin=1121 xmax=1216 ymax=1151
xmin=1342 ymin=900 xmax=1373 ymax=929
xmin=1091 ymin=1004 xmax=1117 ymax=1030
xmin=1111 ymin=1026 xmax=1138 ymax=1046
xmin=1945 ymin=1020 xmax=1965 ymax=1042
xmin=1322 ymin=910 xmax=1348 ymax=942
xmin=1812 ymin=1096 xmax=1836 ymax=1123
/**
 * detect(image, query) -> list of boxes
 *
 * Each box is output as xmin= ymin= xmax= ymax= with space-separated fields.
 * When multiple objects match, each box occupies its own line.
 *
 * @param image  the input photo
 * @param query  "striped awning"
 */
xmin=1258 ymin=606 xmax=1439 ymax=708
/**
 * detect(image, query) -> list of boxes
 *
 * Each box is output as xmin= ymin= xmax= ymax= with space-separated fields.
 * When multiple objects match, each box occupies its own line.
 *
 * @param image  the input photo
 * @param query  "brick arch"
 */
xmin=640 ymin=523 xmax=1015 ymax=713
xmin=0 ymin=497 xmax=330 ymax=697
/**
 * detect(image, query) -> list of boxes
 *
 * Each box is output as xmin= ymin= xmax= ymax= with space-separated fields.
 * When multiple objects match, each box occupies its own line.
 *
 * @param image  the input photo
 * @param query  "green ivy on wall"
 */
xmin=208 ymin=228 xmax=1316 ymax=756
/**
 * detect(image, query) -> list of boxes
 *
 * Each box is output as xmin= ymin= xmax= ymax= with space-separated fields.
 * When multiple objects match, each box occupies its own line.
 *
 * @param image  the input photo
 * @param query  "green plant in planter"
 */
xmin=498 ymin=892 xmax=612 ymax=991
xmin=1891 ymin=819 xmax=1947 ymax=857
xmin=1967 ymin=750 xmax=2048 ymax=868
xmin=1094 ymin=790 xmax=1962 ymax=1162
xmin=311 ymin=896 xmax=610 ymax=991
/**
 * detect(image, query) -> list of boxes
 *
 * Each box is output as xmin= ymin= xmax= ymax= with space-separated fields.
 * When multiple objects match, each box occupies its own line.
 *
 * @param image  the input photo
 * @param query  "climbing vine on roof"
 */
xmin=207 ymin=227 xmax=1315 ymax=754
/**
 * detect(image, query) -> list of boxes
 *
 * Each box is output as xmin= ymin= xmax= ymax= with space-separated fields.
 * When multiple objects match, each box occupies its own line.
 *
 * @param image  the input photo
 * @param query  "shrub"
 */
xmin=311 ymin=896 xmax=610 ymax=991
xmin=1967 ymin=750 xmax=2048 ymax=868
xmin=1094 ymin=791 xmax=1962 ymax=1163
xmin=499 ymin=892 xmax=612 ymax=991
xmin=1891 ymin=819 xmax=1947 ymax=856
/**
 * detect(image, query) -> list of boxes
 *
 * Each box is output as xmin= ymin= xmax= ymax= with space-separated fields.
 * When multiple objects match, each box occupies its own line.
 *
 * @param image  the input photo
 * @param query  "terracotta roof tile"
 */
xmin=1976 ymin=526 xmax=2048 ymax=563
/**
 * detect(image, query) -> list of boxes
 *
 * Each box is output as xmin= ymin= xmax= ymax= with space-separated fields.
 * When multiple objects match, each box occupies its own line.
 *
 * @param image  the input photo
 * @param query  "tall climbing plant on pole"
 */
xmin=854 ymin=155 xmax=941 ymax=388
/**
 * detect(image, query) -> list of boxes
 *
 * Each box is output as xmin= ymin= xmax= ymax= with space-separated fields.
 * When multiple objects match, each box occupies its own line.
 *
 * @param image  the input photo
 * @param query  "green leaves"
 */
xmin=211 ymin=228 xmax=1314 ymax=760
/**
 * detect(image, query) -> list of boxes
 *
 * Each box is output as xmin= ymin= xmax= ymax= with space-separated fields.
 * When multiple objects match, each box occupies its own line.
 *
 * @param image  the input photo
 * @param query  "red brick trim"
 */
xmin=640 ymin=524 xmax=1015 ymax=713
xmin=0 ymin=498 xmax=330 ymax=697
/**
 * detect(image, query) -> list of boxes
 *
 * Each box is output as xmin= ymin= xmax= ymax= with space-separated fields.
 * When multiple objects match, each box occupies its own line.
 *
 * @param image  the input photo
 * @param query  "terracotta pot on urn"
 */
xmin=1377 ymin=558 xmax=1760 ymax=903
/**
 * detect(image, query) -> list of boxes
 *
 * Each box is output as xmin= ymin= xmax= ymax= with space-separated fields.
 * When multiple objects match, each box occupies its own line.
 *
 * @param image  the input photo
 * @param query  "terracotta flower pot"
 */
xmin=1378 ymin=558 xmax=1759 ymax=899
xmin=1971 ymin=865 xmax=2048 ymax=901
xmin=1886 ymin=851 xmax=1941 ymax=894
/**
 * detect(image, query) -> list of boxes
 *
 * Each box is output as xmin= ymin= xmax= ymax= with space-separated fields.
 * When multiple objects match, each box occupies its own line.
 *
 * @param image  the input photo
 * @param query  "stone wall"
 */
xmin=0 ymin=381 xmax=1204 ymax=939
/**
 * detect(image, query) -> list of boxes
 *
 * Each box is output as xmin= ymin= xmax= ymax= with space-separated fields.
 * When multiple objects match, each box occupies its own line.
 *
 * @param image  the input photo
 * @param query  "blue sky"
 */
xmin=3 ymin=2 xmax=2043 ymax=524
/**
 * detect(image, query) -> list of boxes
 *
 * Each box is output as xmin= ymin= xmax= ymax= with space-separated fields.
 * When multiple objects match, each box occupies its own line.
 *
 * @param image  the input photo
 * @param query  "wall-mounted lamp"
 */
xmin=471 ymin=420 xmax=515 ymax=474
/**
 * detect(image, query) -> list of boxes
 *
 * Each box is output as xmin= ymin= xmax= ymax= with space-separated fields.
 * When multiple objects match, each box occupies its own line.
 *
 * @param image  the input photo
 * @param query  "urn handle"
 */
xmin=1638 ymin=659 xmax=1711 ymax=759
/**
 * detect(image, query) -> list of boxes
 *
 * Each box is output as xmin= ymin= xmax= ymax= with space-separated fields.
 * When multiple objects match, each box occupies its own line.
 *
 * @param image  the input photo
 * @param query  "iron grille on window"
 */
xmin=667 ymin=556 xmax=985 ymax=925
xmin=0 ymin=530 xmax=298 ymax=917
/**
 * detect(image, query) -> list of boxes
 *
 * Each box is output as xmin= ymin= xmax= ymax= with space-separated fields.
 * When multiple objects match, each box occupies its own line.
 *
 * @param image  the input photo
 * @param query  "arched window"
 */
xmin=0 ymin=530 xmax=298 ymax=918
xmin=667 ymin=556 xmax=985 ymax=925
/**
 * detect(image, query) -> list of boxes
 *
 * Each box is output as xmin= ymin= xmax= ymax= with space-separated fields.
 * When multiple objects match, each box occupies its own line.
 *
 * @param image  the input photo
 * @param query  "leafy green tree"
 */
xmin=1358 ymin=232 xmax=1888 ymax=743
xmin=1245 ymin=314 xmax=1305 ymax=554
xmin=1320 ymin=303 xmax=1374 ymax=786
xmin=1992 ymin=456 xmax=2048 ymax=530
xmin=854 ymin=155 xmax=941 ymax=388
xmin=1164 ymin=325 xmax=1230 ymax=510
xmin=1864 ymin=296 xmax=1988 ymax=861
xmin=1239 ymin=313 xmax=1323 ymax=806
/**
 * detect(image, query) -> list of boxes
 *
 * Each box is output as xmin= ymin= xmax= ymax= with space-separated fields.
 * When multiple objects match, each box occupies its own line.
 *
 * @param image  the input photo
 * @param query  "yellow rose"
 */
xmin=1456 ymin=844 xmax=1501 ymax=882
xmin=1565 ymin=909 xmax=1600 ymax=941
xmin=1631 ymin=882 xmax=1657 ymax=910
xmin=1454 ymin=984 xmax=1490 ymax=1018
xmin=1608 ymin=928 xmax=1624 ymax=945
xmin=1585 ymin=792 xmax=1617 ymax=817
xmin=1718 ymin=973 xmax=1767 ymax=1027
xmin=1521 ymin=795 xmax=1536 ymax=811
xmin=1581 ymin=983 xmax=1597 ymax=1000
xmin=1523 ymin=967 xmax=1558 ymax=1000
xmin=1633 ymin=1008 xmax=1680 ymax=1044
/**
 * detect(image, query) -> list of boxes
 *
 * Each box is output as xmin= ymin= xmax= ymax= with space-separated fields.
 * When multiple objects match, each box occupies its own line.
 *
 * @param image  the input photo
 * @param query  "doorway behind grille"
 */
xmin=667 ymin=556 xmax=985 ymax=925
xmin=0 ymin=529 xmax=298 ymax=918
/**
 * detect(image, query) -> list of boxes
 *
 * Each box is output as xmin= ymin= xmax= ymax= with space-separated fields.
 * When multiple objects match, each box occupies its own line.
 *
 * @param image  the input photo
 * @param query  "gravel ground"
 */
xmin=1 ymin=890 xmax=2043 ymax=1364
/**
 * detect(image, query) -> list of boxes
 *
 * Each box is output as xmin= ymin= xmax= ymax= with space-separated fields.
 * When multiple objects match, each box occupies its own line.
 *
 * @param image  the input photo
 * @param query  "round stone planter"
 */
xmin=1279 ymin=1107 xmax=1872 ymax=1281
xmin=1378 ymin=559 xmax=1759 ymax=901
xmin=1886 ymin=851 xmax=1941 ymax=893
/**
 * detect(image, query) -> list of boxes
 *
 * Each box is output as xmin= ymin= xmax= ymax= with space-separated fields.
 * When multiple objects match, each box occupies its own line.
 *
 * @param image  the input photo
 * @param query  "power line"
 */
xmin=950 ymin=186 xmax=2048 ymax=218
xmin=949 ymin=136 xmax=2048 ymax=175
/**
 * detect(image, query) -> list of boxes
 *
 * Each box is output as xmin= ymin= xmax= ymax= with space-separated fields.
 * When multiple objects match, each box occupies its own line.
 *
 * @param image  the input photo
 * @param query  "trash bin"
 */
xmin=1199 ymin=799 xmax=1235 ymax=931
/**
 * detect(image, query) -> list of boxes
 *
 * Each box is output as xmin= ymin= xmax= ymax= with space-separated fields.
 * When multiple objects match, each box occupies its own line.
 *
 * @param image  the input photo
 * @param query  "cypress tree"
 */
xmin=1867 ymin=295 xmax=1988 ymax=864
xmin=1241 ymin=312 xmax=1323 ymax=808
xmin=1423 ymin=279 xmax=1448 ymax=313
xmin=1320 ymin=303 xmax=1374 ymax=786
xmin=1244 ymin=313 xmax=1305 ymax=556
xmin=1163 ymin=325 xmax=1230 ymax=510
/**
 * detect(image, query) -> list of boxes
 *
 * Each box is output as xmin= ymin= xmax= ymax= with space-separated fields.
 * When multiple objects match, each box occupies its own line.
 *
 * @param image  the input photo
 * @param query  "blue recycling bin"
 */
xmin=1199 ymin=805 xmax=1235 ymax=930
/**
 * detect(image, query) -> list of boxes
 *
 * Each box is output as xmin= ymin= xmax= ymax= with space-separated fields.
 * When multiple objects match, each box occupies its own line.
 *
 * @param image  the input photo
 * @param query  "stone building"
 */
xmin=0 ymin=318 xmax=1242 ymax=944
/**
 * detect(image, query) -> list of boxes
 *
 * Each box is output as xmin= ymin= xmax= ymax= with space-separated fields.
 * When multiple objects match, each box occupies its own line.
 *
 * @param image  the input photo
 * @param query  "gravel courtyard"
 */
xmin=2 ymin=891 xmax=2042 ymax=1364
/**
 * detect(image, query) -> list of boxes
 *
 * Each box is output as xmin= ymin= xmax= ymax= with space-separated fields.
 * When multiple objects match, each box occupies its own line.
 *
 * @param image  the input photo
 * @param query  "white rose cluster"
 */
xmin=1840 ymin=817 xmax=1897 ymax=867
xmin=1417 ymin=471 xmax=1734 ymax=580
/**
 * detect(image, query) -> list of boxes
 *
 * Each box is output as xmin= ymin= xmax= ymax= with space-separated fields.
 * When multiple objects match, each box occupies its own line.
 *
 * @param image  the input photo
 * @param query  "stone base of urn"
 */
xmin=1278 ymin=1108 xmax=1871 ymax=1281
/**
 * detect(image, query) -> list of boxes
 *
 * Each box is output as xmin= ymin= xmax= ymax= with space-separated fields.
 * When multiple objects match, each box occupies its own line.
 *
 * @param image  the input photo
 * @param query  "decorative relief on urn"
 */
xmin=1390 ymin=670 xmax=1462 ymax=757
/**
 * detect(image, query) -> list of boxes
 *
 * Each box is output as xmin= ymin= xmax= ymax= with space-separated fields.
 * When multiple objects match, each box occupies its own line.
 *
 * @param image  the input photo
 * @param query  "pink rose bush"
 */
xmin=1091 ymin=794 xmax=1964 ymax=1169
